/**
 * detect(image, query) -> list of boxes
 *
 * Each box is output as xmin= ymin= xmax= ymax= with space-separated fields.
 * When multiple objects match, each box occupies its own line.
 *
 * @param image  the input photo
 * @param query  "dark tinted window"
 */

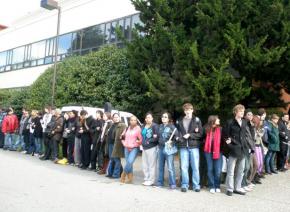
xmin=82 ymin=24 xmax=105 ymax=49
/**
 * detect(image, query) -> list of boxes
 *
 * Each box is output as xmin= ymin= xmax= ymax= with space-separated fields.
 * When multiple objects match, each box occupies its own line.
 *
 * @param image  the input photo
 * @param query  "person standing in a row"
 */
xmin=141 ymin=112 xmax=159 ymax=186
xmin=107 ymin=113 xmax=126 ymax=178
xmin=79 ymin=110 xmax=94 ymax=170
xmin=50 ymin=109 xmax=64 ymax=163
xmin=121 ymin=115 xmax=142 ymax=183
xmin=157 ymin=112 xmax=177 ymax=189
xmin=203 ymin=115 xmax=223 ymax=194
xmin=176 ymin=103 xmax=203 ymax=192
xmin=224 ymin=104 xmax=248 ymax=196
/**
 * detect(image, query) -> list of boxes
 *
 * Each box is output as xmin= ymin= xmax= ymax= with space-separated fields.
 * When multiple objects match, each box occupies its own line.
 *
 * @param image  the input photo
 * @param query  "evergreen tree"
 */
xmin=127 ymin=0 xmax=289 ymax=115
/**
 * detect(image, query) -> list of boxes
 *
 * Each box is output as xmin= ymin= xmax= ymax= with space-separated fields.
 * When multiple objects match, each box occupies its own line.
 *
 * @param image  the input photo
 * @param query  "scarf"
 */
xmin=204 ymin=127 xmax=221 ymax=159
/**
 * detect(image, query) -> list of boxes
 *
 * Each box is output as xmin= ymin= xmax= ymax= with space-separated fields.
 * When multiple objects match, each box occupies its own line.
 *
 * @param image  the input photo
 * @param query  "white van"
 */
xmin=61 ymin=105 xmax=141 ymax=126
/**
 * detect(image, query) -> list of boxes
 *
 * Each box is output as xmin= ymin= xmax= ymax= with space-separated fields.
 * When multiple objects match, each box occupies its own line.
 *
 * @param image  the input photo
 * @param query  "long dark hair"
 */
xmin=205 ymin=115 xmax=219 ymax=133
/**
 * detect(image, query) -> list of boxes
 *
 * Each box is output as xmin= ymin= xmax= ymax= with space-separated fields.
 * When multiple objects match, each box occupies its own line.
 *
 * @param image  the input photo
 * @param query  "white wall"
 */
xmin=0 ymin=0 xmax=137 ymax=51
xmin=0 ymin=64 xmax=52 ymax=89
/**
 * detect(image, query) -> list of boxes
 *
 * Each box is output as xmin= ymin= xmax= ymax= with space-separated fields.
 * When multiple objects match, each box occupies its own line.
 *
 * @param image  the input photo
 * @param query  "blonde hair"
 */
xmin=31 ymin=110 xmax=38 ymax=117
xmin=233 ymin=104 xmax=245 ymax=115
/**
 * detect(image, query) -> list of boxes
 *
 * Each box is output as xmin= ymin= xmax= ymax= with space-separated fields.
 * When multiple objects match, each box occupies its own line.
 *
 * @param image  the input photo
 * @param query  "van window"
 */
xmin=121 ymin=117 xmax=125 ymax=124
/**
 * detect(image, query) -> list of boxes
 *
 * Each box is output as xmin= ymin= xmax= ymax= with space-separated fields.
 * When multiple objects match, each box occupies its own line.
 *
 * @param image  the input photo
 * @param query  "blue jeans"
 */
xmin=180 ymin=148 xmax=200 ymax=190
xmin=4 ymin=133 xmax=16 ymax=149
xmin=27 ymin=133 xmax=35 ymax=154
xmin=34 ymin=137 xmax=42 ymax=154
xmin=108 ymin=143 xmax=122 ymax=178
xmin=158 ymin=146 xmax=176 ymax=186
xmin=265 ymin=150 xmax=276 ymax=173
xmin=204 ymin=152 xmax=223 ymax=189
xmin=124 ymin=147 xmax=139 ymax=174
xmin=14 ymin=135 xmax=25 ymax=151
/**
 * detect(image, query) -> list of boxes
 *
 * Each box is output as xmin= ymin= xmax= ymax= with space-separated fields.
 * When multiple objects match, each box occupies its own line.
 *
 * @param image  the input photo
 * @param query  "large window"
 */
xmin=31 ymin=40 xmax=46 ymax=60
xmin=0 ymin=51 xmax=6 ymax=67
xmin=45 ymin=38 xmax=55 ymax=56
xmin=12 ymin=46 xmax=25 ymax=64
xmin=58 ymin=33 xmax=73 ymax=54
xmin=104 ymin=23 xmax=111 ymax=44
xmin=72 ymin=31 xmax=82 ymax=52
xmin=110 ymin=21 xmax=118 ymax=43
xmin=82 ymin=24 xmax=105 ymax=50
xmin=0 ymin=13 xmax=141 ymax=73
xmin=124 ymin=17 xmax=131 ymax=40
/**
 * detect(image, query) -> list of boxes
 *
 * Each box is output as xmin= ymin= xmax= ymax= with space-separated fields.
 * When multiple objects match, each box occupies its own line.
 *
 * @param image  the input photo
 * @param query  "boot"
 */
xmin=120 ymin=172 xmax=126 ymax=183
xmin=97 ymin=159 xmax=109 ymax=175
xmin=126 ymin=173 xmax=133 ymax=184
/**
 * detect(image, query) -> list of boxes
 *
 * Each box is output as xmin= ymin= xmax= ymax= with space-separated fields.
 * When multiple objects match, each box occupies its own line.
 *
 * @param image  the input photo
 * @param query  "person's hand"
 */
xmin=96 ymin=127 xmax=100 ymax=131
xmin=66 ymin=130 xmax=70 ymax=133
xmin=51 ymin=131 xmax=55 ymax=135
xmin=195 ymin=128 xmax=199 ymax=133
xmin=226 ymin=138 xmax=231 ymax=144
xmin=79 ymin=130 xmax=83 ymax=134
xmin=183 ymin=134 xmax=190 ymax=139
xmin=153 ymin=134 xmax=157 ymax=138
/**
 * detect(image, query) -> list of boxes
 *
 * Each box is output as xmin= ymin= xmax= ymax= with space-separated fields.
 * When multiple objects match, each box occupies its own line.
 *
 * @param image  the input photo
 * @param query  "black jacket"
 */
xmin=141 ymin=123 xmax=159 ymax=150
xmin=90 ymin=118 xmax=104 ymax=144
xmin=32 ymin=116 xmax=43 ymax=138
xmin=278 ymin=119 xmax=289 ymax=150
xmin=175 ymin=116 xmax=203 ymax=148
xmin=223 ymin=118 xmax=249 ymax=159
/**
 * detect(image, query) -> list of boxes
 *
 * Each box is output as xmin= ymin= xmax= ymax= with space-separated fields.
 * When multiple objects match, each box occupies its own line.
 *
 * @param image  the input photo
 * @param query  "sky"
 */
xmin=0 ymin=0 xmax=41 ymax=26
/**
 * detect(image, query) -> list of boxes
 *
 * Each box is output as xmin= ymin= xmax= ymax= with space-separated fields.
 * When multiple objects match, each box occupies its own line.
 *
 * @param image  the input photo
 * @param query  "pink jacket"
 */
xmin=121 ymin=125 xmax=142 ymax=149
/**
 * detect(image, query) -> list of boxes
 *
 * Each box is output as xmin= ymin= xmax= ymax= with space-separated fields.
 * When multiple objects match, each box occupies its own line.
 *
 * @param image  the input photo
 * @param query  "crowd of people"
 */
xmin=0 ymin=103 xmax=289 ymax=196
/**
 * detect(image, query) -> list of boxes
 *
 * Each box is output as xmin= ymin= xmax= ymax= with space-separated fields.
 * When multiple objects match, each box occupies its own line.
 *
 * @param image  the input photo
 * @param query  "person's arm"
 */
xmin=152 ymin=124 xmax=159 ymax=143
xmin=54 ymin=118 xmax=64 ymax=133
xmin=136 ymin=126 xmax=143 ymax=144
xmin=278 ymin=122 xmax=288 ymax=140
xmin=189 ymin=118 xmax=203 ymax=140
xmin=2 ymin=117 xmax=7 ymax=133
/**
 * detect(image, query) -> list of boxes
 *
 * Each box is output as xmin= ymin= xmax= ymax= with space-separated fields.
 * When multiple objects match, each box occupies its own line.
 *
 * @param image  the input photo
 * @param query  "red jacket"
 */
xmin=2 ymin=114 xmax=19 ymax=134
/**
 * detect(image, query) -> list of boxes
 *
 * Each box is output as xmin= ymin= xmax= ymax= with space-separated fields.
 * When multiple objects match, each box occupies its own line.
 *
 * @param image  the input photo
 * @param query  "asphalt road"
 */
xmin=0 ymin=150 xmax=290 ymax=212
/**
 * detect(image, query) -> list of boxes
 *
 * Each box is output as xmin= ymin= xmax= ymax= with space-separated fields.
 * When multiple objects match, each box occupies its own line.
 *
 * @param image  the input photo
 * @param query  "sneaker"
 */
xmin=21 ymin=151 xmax=27 ymax=154
xmin=194 ymin=189 xmax=200 ymax=192
xmin=215 ymin=188 xmax=221 ymax=193
xmin=209 ymin=188 xmax=215 ymax=194
xmin=243 ymin=186 xmax=252 ymax=192
xmin=34 ymin=153 xmax=39 ymax=157
xmin=226 ymin=191 xmax=233 ymax=196
xmin=170 ymin=185 xmax=177 ymax=190
xmin=181 ymin=188 xmax=187 ymax=192
xmin=143 ymin=181 xmax=153 ymax=186
xmin=233 ymin=190 xmax=246 ymax=195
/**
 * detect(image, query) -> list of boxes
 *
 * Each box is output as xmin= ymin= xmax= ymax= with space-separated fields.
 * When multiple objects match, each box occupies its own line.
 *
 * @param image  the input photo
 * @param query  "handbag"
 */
xmin=163 ymin=128 xmax=178 ymax=156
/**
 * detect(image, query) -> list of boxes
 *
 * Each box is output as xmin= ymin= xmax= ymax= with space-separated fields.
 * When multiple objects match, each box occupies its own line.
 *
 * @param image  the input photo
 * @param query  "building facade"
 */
xmin=0 ymin=0 xmax=140 ymax=89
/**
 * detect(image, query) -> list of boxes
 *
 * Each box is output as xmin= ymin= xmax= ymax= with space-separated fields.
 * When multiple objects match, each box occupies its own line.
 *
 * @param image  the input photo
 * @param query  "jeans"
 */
xmin=204 ymin=153 xmax=222 ymax=189
xmin=226 ymin=156 xmax=245 ymax=192
xmin=14 ymin=135 xmax=25 ymax=151
xmin=180 ymin=148 xmax=200 ymax=190
xmin=124 ymin=147 xmax=139 ymax=174
xmin=242 ymin=153 xmax=251 ymax=187
xmin=108 ymin=143 xmax=122 ymax=178
xmin=34 ymin=137 xmax=42 ymax=154
xmin=265 ymin=150 xmax=276 ymax=173
xmin=4 ymin=133 xmax=16 ymax=149
xmin=158 ymin=146 xmax=176 ymax=186
xmin=27 ymin=133 xmax=35 ymax=154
